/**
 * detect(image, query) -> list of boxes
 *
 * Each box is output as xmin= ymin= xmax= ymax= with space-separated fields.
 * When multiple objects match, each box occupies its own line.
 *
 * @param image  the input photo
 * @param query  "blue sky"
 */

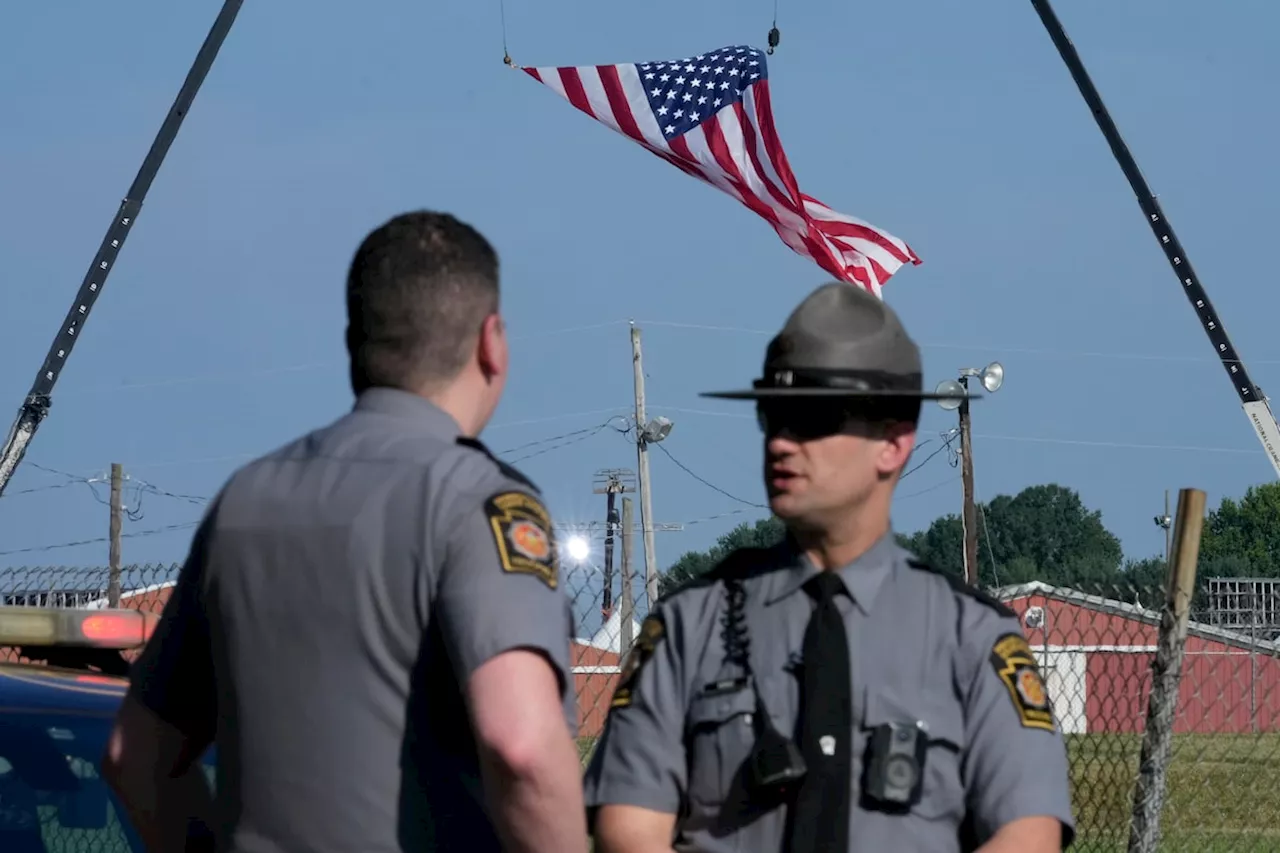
xmin=2 ymin=1 xmax=1277 ymax=593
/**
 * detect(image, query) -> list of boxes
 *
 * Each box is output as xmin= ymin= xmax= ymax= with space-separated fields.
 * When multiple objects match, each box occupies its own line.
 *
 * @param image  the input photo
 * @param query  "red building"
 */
xmin=996 ymin=581 xmax=1280 ymax=734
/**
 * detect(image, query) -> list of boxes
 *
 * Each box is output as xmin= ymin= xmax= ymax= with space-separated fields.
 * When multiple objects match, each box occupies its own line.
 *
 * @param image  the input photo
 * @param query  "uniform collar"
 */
xmin=763 ymin=530 xmax=899 ymax=615
xmin=354 ymin=388 xmax=462 ymax=438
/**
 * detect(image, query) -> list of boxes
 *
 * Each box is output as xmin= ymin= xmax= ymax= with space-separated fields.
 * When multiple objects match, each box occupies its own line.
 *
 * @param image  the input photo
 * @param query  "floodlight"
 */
xmin=980 ymin=361 xmax=1005 ymax=394
xmin=642 ymin=416 xmax=674 ymax=443
xmin=565 ymin=536 xmax=590 ymax=562
xmin=934 ymin=379 xmax=965 ymax=411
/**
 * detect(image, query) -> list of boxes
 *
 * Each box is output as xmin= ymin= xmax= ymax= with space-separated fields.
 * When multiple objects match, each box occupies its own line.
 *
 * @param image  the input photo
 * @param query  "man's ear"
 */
xmin=476 ymin=313 xmax=507 ymax=380
xmin=878 ymin=422 xmax=917 ymax=478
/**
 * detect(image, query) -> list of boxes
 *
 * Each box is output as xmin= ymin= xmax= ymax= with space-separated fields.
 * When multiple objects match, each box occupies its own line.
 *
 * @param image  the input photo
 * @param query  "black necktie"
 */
xmin=785 ymin=572 xmax=853 ymax=853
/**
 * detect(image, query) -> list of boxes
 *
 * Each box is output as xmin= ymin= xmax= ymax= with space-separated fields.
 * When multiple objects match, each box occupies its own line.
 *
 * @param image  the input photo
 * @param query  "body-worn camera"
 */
xmin=863 ymin=720 xmax=929 ymax=807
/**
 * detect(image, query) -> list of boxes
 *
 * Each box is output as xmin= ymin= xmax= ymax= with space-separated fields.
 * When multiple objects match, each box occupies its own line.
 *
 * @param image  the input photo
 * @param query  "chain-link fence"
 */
xmin=994 ymin=578 xmax=1280 ymax=853
xmin=5 ymin=563 xmax=1280 ymax=849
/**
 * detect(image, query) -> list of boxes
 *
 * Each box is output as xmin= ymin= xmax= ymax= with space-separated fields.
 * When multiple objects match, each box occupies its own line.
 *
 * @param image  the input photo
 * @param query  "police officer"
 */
xmin=102 ymin=211 xmax=589 ymax=853
xmin=584 ymin=282 xmax=1076 ymax=853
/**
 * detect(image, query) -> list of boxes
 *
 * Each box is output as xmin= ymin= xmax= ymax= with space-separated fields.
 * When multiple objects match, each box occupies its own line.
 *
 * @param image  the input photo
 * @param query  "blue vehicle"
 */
xmin=0 ymin=606 xmax=214 ymax=853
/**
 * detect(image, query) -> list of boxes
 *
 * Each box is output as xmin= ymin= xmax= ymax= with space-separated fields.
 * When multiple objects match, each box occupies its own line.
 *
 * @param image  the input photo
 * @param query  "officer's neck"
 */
xmin=793 ymin=513 xmax=890 ymax=572
xmin=421 ymin=385 xmax=492 ymax=438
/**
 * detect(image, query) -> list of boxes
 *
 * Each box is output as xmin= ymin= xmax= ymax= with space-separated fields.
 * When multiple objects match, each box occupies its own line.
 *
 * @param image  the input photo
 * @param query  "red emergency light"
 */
xmin=0 ymin=607 xmax=157 ymax=650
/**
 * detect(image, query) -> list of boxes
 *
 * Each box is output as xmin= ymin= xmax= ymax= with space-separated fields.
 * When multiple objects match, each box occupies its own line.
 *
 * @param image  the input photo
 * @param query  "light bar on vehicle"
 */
xmin=0 ymin=606 xmax=157 ymax=650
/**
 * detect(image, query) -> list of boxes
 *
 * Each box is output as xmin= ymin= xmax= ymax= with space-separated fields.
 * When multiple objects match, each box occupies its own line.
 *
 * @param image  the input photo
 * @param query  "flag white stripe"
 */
xmin=575 ymin=67 xmax=624 ymax=137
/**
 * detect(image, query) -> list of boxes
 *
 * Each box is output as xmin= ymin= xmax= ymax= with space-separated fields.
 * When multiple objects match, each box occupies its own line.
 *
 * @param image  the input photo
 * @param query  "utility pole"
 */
xmin=958 ymin=377 xmax=979 ymax=586
xmin=593 ymin=469 xmax=635 ymax=626
xmin=630 ymin=323 xmax=660 ymax=607
xmin=619 ymin=497 xmax=636 ymax=653
xmin=937 ymin=362 xmax=1002 ymax=587
xmin=107 ymin=463 xmax=123 ymax=608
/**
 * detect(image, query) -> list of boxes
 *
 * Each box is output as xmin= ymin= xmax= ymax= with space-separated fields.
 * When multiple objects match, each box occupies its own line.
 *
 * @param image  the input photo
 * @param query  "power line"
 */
xmin=503 ymin=419 xmax=630 ymax=465
xmin=651 ymin=443 xmax=767 ymax=509
xmin=53 ymin=323 xmax=630 ymax=398
xmin=0 ymin=522 xmax=199 ymax=558
xmin=975 ymin=484 xmax=1002 ymax=588
xmin=652 ymin=406 xmax=1264 ymax=456
xmin=897 ymin=475 xmax=959 ymax=501
xmin=45 ymin=315 xmax=1280 ymax=405
xmin=633 ymin=319 xmax=1280 ymax=368
xmin=901 ymin=433 xmax=958 ymax=480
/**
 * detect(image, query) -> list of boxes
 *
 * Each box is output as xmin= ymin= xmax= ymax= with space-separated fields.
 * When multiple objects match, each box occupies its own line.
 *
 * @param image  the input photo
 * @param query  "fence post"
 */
xmin=1126 ymin=487 xmax=1206 ymax=853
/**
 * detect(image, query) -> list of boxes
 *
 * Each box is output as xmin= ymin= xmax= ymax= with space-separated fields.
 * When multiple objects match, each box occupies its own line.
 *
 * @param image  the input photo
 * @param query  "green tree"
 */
xmin=900 ymin=483 xmax=1124 ymax=589
xmin=1199 ymin=482 xmax=1280 ymax=577
xmin=661 ymin=517 xmax=786 ymax=596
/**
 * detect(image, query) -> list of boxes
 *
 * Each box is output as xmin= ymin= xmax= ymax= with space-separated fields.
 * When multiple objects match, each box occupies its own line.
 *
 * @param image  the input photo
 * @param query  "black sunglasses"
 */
xmin=756 ymin=399 xmax=915 ymax=441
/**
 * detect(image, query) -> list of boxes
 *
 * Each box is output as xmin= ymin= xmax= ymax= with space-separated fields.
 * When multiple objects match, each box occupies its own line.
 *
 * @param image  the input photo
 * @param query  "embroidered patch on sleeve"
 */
xmin=610 ymin=614 xmax=666 ymax=709
xmin=989 ymin=632 xmax=1055 ymax=731
xmin=485 ymin=491 xmax=559 ymax=589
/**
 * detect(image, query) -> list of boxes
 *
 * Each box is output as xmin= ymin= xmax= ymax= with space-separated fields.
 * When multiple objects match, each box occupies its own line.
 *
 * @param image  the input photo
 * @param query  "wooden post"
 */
xmin=618 ymin=497 xmax=635 ymax=654
xmin=1127 ymin=487 xmax=1206 ymax=853
xmin=107 ymin=463 xmax=123 ymax=608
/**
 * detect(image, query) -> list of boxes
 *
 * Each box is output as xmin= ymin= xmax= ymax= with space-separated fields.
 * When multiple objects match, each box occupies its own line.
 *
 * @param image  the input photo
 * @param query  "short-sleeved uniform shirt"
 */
xmin=585 ymin=533 xmax=1076 ymax=852
xmin=128 ymin=388 xmax=576 ymax=853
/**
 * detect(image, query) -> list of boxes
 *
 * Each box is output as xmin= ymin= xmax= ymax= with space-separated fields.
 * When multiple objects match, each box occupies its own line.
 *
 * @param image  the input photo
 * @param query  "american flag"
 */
xmin=524 ymin=45 xmax=921 ymax=296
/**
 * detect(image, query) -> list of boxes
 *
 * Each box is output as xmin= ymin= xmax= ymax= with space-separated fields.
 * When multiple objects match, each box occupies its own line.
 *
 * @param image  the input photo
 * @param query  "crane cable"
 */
xmin=499 ymin=0 xmax=516 ymax=67
xmin=767 ymin=0 xmax=781 ymax=54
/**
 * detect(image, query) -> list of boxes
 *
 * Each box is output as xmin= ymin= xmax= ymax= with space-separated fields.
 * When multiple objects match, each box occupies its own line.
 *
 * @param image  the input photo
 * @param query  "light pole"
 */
xmin=935 ymin=362 xmax=1004 ymax=586
xmin=1153 ymin=490 xmax=1172 ymax=566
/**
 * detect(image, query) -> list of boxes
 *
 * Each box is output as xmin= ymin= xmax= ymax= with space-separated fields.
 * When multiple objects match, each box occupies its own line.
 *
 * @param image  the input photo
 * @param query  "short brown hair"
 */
xmin=345 ymin=211 xmax=499 ymax=394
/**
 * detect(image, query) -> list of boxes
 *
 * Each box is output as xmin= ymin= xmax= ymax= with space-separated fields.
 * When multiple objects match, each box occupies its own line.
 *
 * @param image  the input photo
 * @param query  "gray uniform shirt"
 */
xmin=585 ymin=533 xmax=1076 ymax=852
xmin=128 ymin=388 xmax=576 ymax=853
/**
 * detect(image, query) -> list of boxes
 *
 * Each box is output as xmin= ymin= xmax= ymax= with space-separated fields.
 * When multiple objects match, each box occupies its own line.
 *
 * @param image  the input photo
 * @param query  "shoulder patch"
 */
xmin=484 ymin=491 xmax=558 ymax=589
xmin=610 ymin=613 xmax=666 ymax=709
xmin=457 ymin=437 xmax=540 ymax=493
xmin=989 ymin=632 xmax=1055 ymax=731
xmin=906 ymin=559 xmax=1015 ymax=618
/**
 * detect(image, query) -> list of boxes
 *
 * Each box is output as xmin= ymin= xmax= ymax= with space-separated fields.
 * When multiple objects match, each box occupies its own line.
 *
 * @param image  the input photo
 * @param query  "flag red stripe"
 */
xmin=597 ymin=65 xmax=645 ymax=145
xmin=558 ymin=68 xmax=595 ymax=120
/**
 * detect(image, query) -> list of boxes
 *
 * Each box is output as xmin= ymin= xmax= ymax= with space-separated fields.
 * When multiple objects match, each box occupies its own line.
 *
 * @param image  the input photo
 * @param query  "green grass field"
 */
xmin=577 ymin=733 xmax=1280 ymax=851
xmin=1067 ymin=733 xmax=1280 ymax=852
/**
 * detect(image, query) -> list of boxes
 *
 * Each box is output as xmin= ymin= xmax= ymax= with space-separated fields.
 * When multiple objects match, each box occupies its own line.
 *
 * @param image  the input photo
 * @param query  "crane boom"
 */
xmin=1029 ymin=0 xmax=1280 ymax=477
xmin=0 ymin=0 xmax=244 ymax=497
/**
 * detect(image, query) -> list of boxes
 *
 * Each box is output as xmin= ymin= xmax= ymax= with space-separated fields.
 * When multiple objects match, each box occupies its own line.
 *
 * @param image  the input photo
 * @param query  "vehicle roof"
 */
xmin=0 ymin=660 xmax=127 ymax=717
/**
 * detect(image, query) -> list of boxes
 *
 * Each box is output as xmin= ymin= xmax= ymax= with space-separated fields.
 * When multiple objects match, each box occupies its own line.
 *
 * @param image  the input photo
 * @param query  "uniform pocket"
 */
xmin=861 ymin=689 xmax=967 ymax=821
xmin=686 ymin=687 xmax=757 ymax=807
